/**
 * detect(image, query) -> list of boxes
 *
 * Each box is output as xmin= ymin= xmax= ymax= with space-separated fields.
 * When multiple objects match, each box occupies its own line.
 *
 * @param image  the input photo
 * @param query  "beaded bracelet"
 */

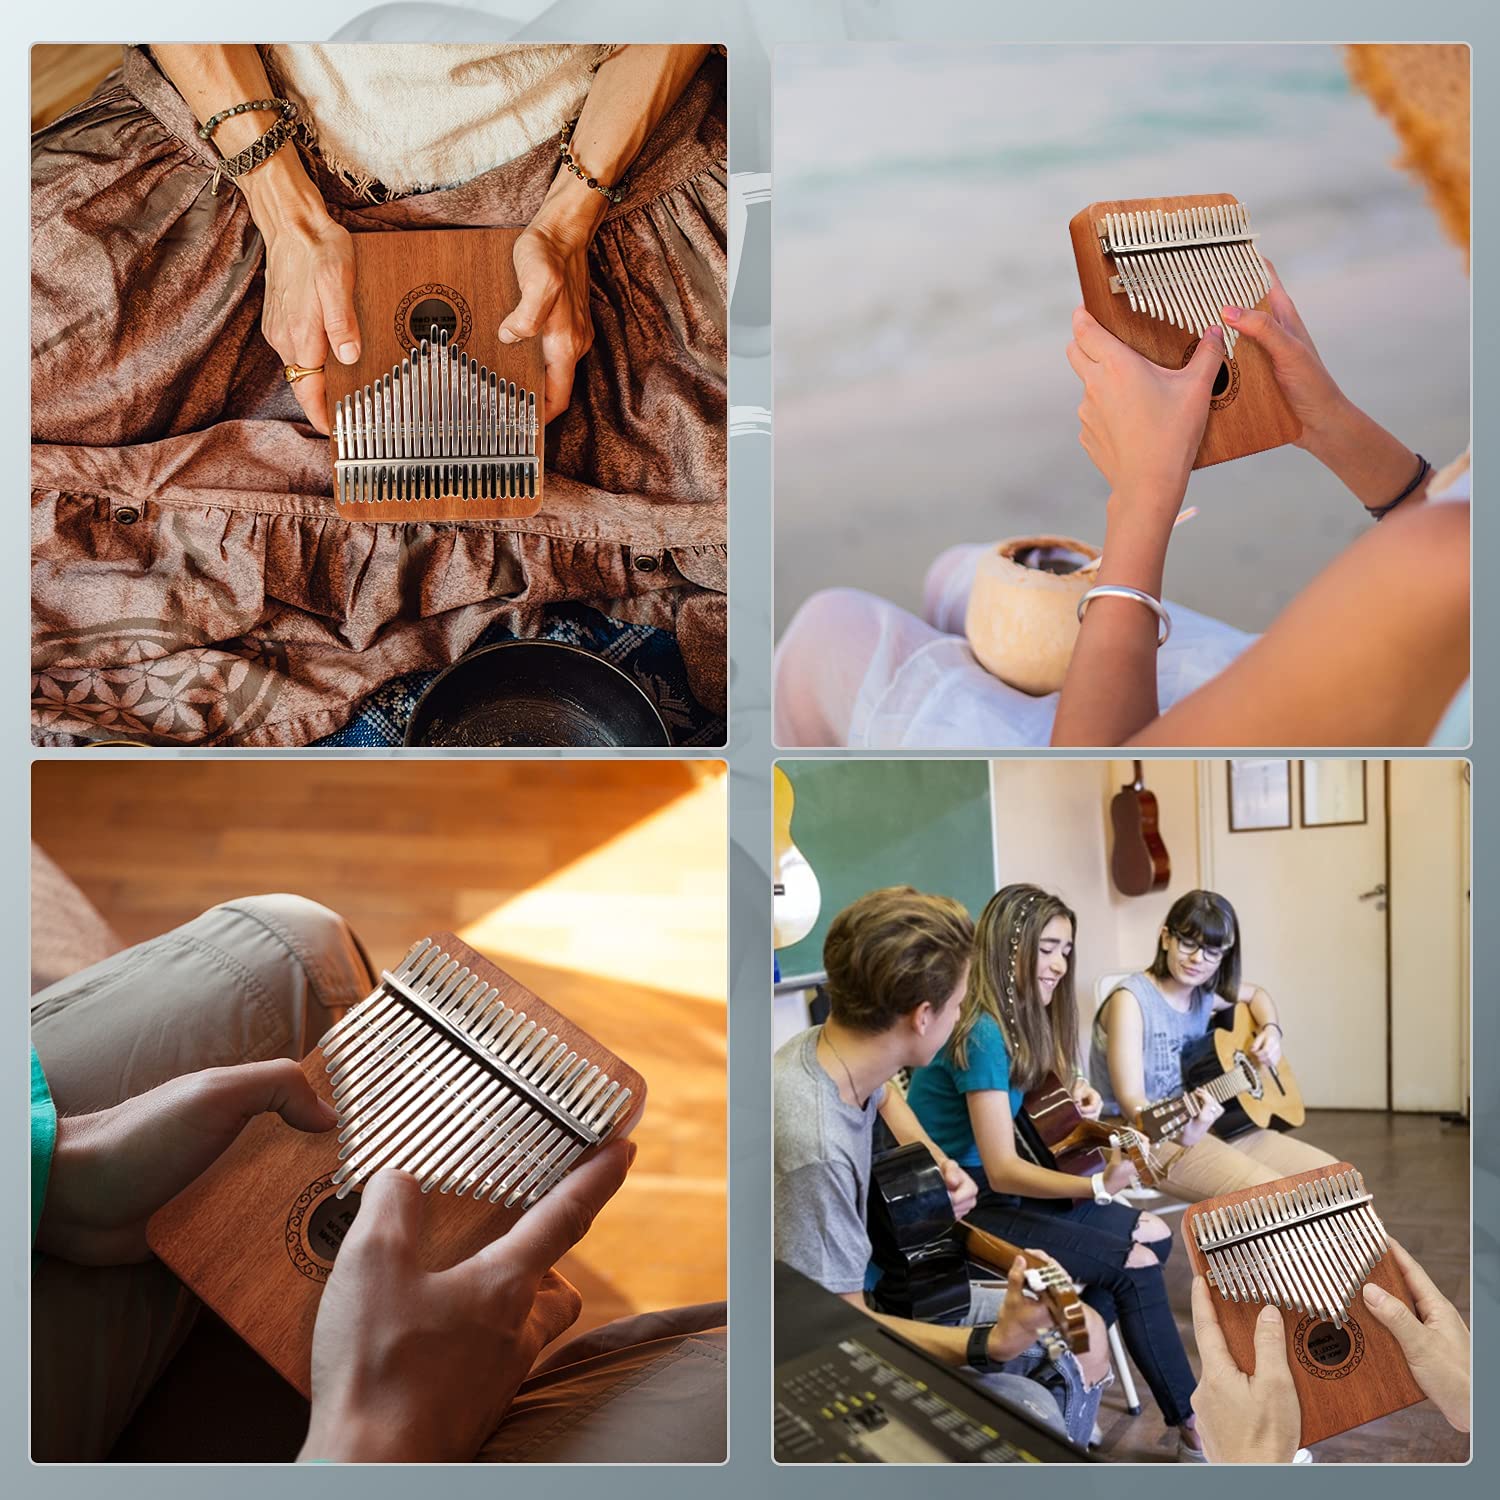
xmin=198 ymin=97 xmax=295 ymax=142
xmin=558 ymin=119 xmax=628 ymax=205
xmin=1366 ymin=453 xmax=1430 ymax=522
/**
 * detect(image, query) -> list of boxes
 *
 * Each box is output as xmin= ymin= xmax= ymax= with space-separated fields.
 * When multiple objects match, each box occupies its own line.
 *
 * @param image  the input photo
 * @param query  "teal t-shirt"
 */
xmin=31 ymin=1046 xmax=56 ymax=1246
xmin=906 ymin=1013 xmax=1024 ymax=1169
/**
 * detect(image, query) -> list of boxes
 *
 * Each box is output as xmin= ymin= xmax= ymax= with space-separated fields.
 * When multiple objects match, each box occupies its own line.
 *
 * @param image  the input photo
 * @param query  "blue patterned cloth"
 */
xmin=316 ymin=606 xmax=724 ymax=748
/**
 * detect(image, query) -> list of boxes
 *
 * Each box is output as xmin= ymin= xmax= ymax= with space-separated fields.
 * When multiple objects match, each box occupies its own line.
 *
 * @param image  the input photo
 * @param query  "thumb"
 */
xmin=1007 ymin=1252 xmax=1028 ymax=1295
xmin=500 ymin=264 xmax=562 ymax=345
xmin=1362 ymin=1281 xmax=1426 ymax=1355
xmin=215 ymin=1058 xmax=339 ymax=1134
xmin=1223 ymin=304 xmax=1293 ymax=360
xmin=1251 ymin=1301 xmax=1293 ymax=1382
xmin=941 ymin=1157 xmax=964 ymax=1188
xmin=1185 ymin=325 xmax=1226 ymax=388
xmin=338 ymin=1169 xmax=426 ymax=1264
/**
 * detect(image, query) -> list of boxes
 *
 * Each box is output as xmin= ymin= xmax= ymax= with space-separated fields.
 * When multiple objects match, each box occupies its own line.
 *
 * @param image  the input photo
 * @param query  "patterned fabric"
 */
xmin=32 ymin=47 xmax=726 ymax=747
xmin=318 ymin=605 xmax=724 ymax=748
xmin=1089 ymin=971 xmax=1214 ymax=1114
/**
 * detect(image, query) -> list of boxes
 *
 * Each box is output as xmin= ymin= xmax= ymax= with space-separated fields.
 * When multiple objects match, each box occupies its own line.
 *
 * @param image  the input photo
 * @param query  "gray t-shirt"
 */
xmin=773 ymin=1027 xmax=886 ymax=1295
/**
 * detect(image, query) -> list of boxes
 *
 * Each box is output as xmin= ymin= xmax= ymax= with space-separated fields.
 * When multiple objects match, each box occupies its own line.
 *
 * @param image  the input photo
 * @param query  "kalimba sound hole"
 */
xmin=408 ymin=295 xmax=460 ymax=344
xmin=1305 ymin=1320 xmax=1354 ymax=1369
xmin=306 ymin=1190 xmax=362 ymax=1264
xmin=1212 ymin=361 xmax=1231 ymax=398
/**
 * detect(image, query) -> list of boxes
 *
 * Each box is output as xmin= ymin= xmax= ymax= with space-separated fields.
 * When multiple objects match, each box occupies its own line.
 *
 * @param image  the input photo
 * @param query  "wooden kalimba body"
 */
xmin=328 ymin=228 xmax=544 ymax=522
xmin=1184 ymin=1163 xmax=1426 ymax=1445
xmin=1070 ymin=194 xmax=1301 ymax=467
xmin=147 ymin=933 xmax=643 ymax=1396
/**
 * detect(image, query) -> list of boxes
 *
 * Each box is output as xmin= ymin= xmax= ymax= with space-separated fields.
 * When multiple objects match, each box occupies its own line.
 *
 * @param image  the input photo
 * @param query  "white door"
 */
xmin=1201 ymin=761 xmax=1387 ymax=1110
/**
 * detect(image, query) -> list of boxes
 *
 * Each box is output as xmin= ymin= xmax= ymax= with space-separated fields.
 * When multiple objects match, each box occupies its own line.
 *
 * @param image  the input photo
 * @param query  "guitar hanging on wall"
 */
xmin=773 ymin=766 xmax=821 ymax=951
xmin=1109 ymin=761 xmax=1171 ymax=897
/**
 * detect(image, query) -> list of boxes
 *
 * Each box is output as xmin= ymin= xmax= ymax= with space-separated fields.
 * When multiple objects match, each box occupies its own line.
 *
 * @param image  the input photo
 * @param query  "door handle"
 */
xmin=1358 ymin=883 xmax=1387 ymax=901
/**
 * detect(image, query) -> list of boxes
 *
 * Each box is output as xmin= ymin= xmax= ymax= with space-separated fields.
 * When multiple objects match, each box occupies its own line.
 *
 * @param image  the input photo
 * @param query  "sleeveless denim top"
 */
xmin=1088 ymin=971 xmax=1215 ymax=1112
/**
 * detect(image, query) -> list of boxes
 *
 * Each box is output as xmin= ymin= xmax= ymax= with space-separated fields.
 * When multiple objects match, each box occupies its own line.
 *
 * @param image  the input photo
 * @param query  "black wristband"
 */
xmin=966 ymin=1321 xmax=997 ymax=1371
xmin=1366 ymin=454 xmax=1430 ymax=521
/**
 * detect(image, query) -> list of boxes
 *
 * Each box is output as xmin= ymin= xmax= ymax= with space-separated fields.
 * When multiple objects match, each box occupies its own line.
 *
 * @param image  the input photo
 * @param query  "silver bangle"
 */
xmin=1076 ymin=584 xmax=1172 ymax=646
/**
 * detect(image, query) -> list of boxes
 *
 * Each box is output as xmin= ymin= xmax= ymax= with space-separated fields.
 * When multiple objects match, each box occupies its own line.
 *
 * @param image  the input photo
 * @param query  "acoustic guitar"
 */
xmin=866 ymin=1143 xmax=1089 ymax=1357
xmin=1018 ymin=1073 xmax=1161 ymax=1186
xmin=773 ymin=765 xmax=821 ymax=950
xmin=1135 ymin=1002 xmax=1304 ymax=1144
xmin=1109 ymin=761 xmax=1170 ymax=897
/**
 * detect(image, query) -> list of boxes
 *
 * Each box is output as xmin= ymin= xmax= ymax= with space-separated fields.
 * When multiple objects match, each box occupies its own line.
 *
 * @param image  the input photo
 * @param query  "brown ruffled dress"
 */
xmin=32 ymin=47 xmax=726 ymax=746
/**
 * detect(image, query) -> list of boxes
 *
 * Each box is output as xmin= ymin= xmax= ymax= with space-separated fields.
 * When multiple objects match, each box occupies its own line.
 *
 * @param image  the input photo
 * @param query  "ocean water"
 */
xmin=772 ymin=45 xmax=1470 ymax=635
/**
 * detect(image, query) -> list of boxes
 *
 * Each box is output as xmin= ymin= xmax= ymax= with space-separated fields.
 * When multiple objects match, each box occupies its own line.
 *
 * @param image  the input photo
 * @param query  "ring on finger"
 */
xmin=284 ymin=363 xmax=326 ymax=385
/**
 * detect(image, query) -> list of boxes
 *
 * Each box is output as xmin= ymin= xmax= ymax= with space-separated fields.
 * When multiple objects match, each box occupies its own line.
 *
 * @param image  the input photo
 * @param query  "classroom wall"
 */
xmin=989 ymin=759 xmax=1202 ymax=1056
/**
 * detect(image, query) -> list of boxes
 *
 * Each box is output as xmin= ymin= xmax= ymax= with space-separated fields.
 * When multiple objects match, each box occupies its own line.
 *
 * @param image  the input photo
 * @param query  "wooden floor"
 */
xmin=32 ymin=760 xmax=728 ymax=1334
xmin=1096 ymin=1109 xmax=1471 ymax=1464
xmin=31 ymin=44 xmax=121 ymax=130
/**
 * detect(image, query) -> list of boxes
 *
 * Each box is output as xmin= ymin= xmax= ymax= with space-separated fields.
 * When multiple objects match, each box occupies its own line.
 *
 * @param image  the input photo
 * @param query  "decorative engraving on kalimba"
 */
xmin=395 ymin=282 xmax=472 ymax=355
xmin=285 ymin=1173 xmax=360 ymax=1282
xmin=320 ymin=937 xmax=635 ymax=1208
xmin=1294 ymin=1313 xmax=1366 ymax=1379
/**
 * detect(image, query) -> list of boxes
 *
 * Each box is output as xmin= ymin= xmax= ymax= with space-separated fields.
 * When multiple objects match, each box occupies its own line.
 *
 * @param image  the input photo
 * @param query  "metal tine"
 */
xmin=505 ymin=1128 xmax=578 ymax=1205
xmin=436 ymin=1090 xmax=541 ymax=1196
xmin=589 ymin=1085 xmax=634 ymax=1135
xmin=528 ymin=392 xmax=538 ymax=497
xmin=327 ymin=950 xmax=456 ymax=1083
xmin=333 ymin=399 xmax=347 ymax=503
xmin=482 ymin=1117 xmax=566 ymax=1201
xmin=1181 ymin=207 xmax=1227 ymax=339
xmin=416 ymin=337 xmax=431 ymax=463
xmin=459 ymin=1107 xmax=554 ymax=1198
xmin=1285 ymin=1212 xmax=1341 ymax=1322
xmin=334 ymin=968 xmax=482 ymax=1128
xmin=321 ymin=937 xmax=442 ymax=1057
xmin=1149 ymin=209 xmax=1202 ymax=334
xmin=518 ymin=1142 xmax=590 ymax=1207
xmin=412 ymin=1084 xmax=529 ymax=1192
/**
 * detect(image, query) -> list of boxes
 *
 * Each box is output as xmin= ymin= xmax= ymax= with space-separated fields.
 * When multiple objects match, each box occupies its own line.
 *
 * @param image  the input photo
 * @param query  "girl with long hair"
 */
xmin=906 ymin=883 xmax=1203 ymax=1460
xmin=1090 ymin=889 xmax=1334 ymax=1203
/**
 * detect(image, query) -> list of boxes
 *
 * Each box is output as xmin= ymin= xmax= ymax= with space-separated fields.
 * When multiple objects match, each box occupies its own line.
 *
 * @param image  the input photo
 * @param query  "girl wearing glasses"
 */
xmin=1090 ymin=889 xmax=1334 ymax=1203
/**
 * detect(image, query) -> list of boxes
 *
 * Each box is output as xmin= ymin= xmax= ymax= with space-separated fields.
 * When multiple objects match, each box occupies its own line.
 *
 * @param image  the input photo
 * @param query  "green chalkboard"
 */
xmin=776 ymin=760 xmax=995 ymax=978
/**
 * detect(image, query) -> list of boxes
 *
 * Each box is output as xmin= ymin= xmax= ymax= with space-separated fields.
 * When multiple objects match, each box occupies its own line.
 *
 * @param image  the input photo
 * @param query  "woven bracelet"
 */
xmin=1367 ymin=453 xmax=1430 ymax=521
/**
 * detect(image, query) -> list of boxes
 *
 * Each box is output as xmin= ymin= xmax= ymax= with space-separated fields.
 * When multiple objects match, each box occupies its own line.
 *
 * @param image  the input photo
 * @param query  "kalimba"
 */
xmin=328 ymin=228 xmax=544 ymax=521
xmin=147 ymin=933 xmax=643 ymax=1395
xmin=1184 ymin=1164 xmax=1426 ymax=1445
xmin=1070 ymin=194 xmax=1301 ymax=467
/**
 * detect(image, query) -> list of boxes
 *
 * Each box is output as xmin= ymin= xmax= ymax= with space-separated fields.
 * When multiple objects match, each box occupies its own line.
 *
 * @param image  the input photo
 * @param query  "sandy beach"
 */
xmin=773 ymin=44 xmax=1470 ymax=638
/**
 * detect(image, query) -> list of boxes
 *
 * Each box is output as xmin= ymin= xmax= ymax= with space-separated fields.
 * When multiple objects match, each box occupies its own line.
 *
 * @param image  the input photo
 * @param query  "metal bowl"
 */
xmin=403 ymin=641 xmax=671 ymax=747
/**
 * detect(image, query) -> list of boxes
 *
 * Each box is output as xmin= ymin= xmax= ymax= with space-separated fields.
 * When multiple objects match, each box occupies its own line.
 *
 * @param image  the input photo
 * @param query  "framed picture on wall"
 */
xmin=1227 ymin=760 xmax=1292 ymax=832
xmin=1301 ymin=760 xmax=1368 ymax=828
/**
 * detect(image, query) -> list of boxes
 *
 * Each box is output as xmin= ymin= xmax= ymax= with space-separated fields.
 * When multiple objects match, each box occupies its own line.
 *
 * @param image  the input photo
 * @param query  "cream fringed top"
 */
xmin=265 ymin=44 xmax=617 ymax=198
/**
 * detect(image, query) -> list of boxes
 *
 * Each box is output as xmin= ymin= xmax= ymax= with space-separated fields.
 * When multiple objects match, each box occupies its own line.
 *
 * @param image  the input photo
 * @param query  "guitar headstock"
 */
xmin=1137 ymin=1097 xmax=1192 ymax=1144
xmin=1109 ymin=1126 xmax=1162 ymax=1188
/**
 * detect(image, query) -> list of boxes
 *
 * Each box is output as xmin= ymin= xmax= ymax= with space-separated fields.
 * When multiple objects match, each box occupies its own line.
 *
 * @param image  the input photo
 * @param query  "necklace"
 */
xmin=820 ymin=1027 xmax=867 ymax=1108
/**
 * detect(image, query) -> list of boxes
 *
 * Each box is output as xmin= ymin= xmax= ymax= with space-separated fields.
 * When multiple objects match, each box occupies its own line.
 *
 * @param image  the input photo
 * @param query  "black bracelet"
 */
xmin=1366 ymin=453 xmax=1430 ymax=521
xmin=557 ymin=119 xmax=628 ymax=205
xmin=199 ymin=97 xmax=295 ymax=142
xmin=966 ymin=1321 xmax=998 ymax=1372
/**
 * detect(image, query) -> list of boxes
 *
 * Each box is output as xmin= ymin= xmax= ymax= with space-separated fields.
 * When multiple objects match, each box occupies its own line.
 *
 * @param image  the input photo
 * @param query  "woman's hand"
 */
xmin=1101 ymin=1146 xmax=1139 ymax=1196
xmin=1190 ymin=1277 xmax=1302 ymax=1463
xmin=1178 ymin=1089 xmax=1225 ymax=1149
xmin=35 ymin=1060 xmax=338 ymax=1266
xmin=1066 ymin=306 xmax=1224 ymax=521
xmin=1071 ymin=1080 xmax=1103 ymax=1120
xmin=939 ymin=1157 xmax=979 ymax=1220
xmin=1248 ymin=1025 xmax=1283 ymax=1068
xmin=1221 ymin=260 xmax=1346 ymax=451
xmin=500 ymin=200 xmax=597 ymax=425
xmin=302 ymin=1142 xmax=634 ymax=1462
xmin=1360 ymin=1239 xmax=1470 ymax=1432
xmin=260 ymin=210 xmax=361 ymax=435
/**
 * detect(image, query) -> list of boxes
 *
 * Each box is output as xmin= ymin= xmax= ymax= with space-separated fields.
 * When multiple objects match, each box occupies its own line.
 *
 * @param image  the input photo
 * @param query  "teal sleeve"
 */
xmin=948 ymin=1014 xmax=1013 ymax=1096
xmin=31 ymin=1046 xmax=57 ymax=1247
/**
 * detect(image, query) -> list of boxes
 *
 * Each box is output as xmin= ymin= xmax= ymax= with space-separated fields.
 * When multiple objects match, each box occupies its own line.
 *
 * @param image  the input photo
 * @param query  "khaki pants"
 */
xmin=1156 ymin=1127 xmax=1338 ymax=1204
xmin=31 ymin=896 xmax=726 ymax=1463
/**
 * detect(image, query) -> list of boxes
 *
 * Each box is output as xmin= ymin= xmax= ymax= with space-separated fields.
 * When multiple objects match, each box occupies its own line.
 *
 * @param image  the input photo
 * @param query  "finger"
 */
xmin=1362 ymin=1277 xmax=1429 ymax=1353
xmin=1250 ymin=1301 xmax=1293 ymax=1383
xmin=318 ymin=256 xmax=362 ymax=367
xmin=941 ymin=1158 xmax=964 ymax=1188
xmin=216 ymin=1058 xmax=339 ymax=1133
xmin=1260 ymin=258 xmax=1315 ymax=344
xmin=1065 ymin=340 xmax=1094 ymax=383
xmin=337 ymin=1169 xmax=426 ymax=1266
xmin=1184 ymin=324 xmax=1226 ymax=389
xmin=541 ymin=346 xmax=577 ymax=425
xmin=530 ymin=1269 xmax=585 ymax=1348
xmin=478 ymin=1139 xmax=634 ymax=1277
xmin=1221 ymin=302 xmax=1299 ymax=360
xmin=500 ymin=266 xmax=562 ymax=345
xmin=1070 ymin=304 xmax=1120 ymax=362
xmin=1006 ymin=1253 xmax=1028 ymax=1294
xmin=1190 ymin=1275 xmax=1233 ymax=1371
xmin=1382 ymin=1238 xmax=1448 ymax=1323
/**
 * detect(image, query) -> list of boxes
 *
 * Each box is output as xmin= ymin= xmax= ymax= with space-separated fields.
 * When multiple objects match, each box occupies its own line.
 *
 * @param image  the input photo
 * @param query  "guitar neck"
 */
xmin=1153 ymin=1066 xmax=1253 ymax=1140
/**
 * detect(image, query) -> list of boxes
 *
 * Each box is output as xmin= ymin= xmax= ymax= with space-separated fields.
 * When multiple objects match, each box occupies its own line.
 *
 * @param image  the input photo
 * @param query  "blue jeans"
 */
xmin=969 ymin=1183 xmax=1197 ymax=1428
xmin=937 ymin=1281 xmax=1104 ymax=1450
